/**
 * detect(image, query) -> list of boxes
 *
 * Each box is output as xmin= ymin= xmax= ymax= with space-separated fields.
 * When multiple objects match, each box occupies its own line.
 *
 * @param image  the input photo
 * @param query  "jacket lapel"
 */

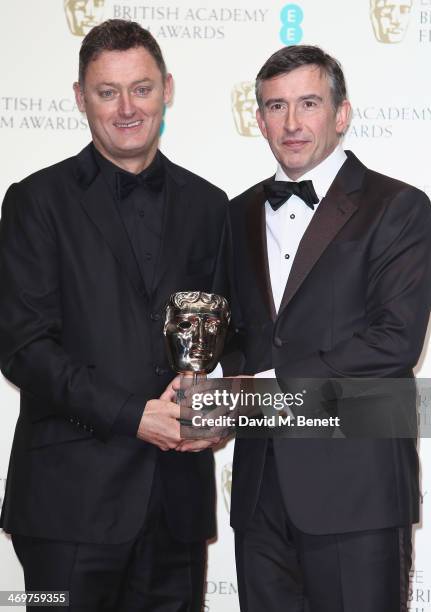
xmin=76 ymin=145 xmax=145 ymax=296
xmin=151 ymin=154 xmax=189 ymax=293
xmin=246 ymin=181 xmax=277 ymax=321
xmin=278 ymin=151 xmax=365 ymax=315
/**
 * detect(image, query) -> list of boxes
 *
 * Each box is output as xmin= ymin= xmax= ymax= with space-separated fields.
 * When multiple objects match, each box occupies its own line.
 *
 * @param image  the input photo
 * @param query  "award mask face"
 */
xmin=370 ymin=0 xmax=412 ymax=43
xmin=64 ymin=0 xmax=105 ymax=36
xmin=164 ymin=292 xmax=230 ymax=374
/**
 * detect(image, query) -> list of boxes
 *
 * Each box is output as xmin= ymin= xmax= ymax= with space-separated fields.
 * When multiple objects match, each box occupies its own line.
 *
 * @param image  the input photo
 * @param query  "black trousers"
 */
xmin=235 ymin=451 xmax=411 ymax=612
xmin=12 ymin=468 xmax=206 ymax=612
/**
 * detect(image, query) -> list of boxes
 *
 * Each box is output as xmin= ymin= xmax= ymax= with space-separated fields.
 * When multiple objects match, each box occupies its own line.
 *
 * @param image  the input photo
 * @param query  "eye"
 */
xmin=99 ymin=89 xmax=115 ymax=99
xmin=178 ymin=321 xmax=192 ymax=330
xmin=205 ymin=319 xmax=220 ymax=333
xmin=303 ymin=100 xmax=317 ymax=109
xmin=268 ymin=102 xmax=287 ymax=113
xmin=135 ymin=86 xmax=151 ymax=97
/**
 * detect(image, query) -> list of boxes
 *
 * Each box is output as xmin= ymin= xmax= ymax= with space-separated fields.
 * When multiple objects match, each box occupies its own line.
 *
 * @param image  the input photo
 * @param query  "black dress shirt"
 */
xmin=92 ymin=145 xmax=166 ymax=436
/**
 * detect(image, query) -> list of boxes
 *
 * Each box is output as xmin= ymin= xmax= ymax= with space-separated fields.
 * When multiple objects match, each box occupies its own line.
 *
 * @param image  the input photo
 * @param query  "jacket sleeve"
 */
xmin=0 ymin=182 xmax=145 ymax=440
xmin=211 ymin=208 xmax=246 ymax=376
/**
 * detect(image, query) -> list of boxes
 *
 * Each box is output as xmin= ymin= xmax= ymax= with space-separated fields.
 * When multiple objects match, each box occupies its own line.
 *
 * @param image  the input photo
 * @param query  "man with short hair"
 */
xmin=228 ymin=45 xmax=431 ymax=611
xmin=0 ymin=19 xmax=227 ymax=611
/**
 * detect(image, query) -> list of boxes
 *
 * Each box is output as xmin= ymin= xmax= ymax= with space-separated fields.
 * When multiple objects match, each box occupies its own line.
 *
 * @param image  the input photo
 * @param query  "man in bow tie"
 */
xmin=227 ymin=45 xmax=431 ymax=611
xmin=0 ymin=19 xmax=227 ymax=611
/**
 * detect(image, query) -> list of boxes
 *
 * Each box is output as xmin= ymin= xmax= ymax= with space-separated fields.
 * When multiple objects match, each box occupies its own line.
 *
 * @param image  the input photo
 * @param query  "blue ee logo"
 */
xmin=280 ymin=4 xmax=304 ymax=45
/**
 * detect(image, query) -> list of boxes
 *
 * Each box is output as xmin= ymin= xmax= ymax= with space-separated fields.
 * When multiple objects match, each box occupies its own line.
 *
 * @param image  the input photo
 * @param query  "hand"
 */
xmin=151 ymin=376 xmax=233 ymax=452
xmin=225 ymin=374 xmax=254 ymax=379
xmin=159 ymin=374 xmax=182 ymax=402
xmin=176 ymin=436 xmax=223 ymax=453
xmin=137 ymin=399 xmax=181 ymax=451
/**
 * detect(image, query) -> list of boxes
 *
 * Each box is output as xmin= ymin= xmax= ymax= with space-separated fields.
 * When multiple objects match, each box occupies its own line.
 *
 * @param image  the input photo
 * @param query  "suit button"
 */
xmin=274 ymin=337 xmax=283 ymax=348
xmin=155 ymin=366 xmax=165 ymax=375
xmin=150 ymin=313 xmax=161 ymax=322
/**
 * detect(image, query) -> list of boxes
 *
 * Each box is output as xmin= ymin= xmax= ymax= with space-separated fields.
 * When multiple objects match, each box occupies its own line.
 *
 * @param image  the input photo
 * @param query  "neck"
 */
xmin=93 ymin=144 xmax=158 ymax=175
xmin=282 ymin=144 xmax=340 ymax=181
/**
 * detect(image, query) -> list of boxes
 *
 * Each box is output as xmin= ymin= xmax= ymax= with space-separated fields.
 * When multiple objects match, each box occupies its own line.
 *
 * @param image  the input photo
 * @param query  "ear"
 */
xmin=256 ymin=107 xmax=268 ymax=140
xmin=163 ymin=73 xmax=174 ymax=106
xmin=335 ymin=99 xmax=351 ymax=136
xmin=73 ymin=81 xmax=86 ymax=113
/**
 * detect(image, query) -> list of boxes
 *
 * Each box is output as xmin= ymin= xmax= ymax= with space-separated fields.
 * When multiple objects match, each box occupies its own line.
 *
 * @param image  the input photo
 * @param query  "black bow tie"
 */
xmin=263 ymin=180 xmax=319 ymax=211
xmin=116 ymin=165 xmax=164 ymax=200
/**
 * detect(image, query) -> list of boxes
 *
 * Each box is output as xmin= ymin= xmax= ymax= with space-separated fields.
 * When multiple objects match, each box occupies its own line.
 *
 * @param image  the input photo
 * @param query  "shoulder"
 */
xmin=230 ymin=177 xmax=272 ymax=204
xmin=229 ymin=177 xmax=272 ymax=211
xmin=162 ymin=153 xmax=228 ymax=205
xmin=1 ymin=150 xmax=85 ymax=230
xmin=14 ymin=155 xmax=77 ymax=196
xmin=364 ymin=170 xmax=431 ymax=230
xmin=346 ymin=150 xmax=430 ymax=213
xmin=367 ymin=168 xmax=428 ymax=203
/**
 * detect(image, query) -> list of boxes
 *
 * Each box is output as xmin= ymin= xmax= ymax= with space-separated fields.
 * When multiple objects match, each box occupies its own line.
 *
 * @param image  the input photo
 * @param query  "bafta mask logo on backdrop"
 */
xmin=64 ymin=0 xmax=106 ymax=36
xmin=221 ymin=462 xmax=232 ymax=512
xmin=231 ymin=82 xmax=260 ymax=137
xmin=280 ymin=4 xmax=304 ymax=45
xmin=370 ymin=0 xmax=413 ymax=43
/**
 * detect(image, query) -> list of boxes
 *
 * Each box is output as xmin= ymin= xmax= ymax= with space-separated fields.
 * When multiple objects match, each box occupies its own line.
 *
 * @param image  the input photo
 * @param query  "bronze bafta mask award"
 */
xmin=164 ymin=291 xmax=230 ymax=383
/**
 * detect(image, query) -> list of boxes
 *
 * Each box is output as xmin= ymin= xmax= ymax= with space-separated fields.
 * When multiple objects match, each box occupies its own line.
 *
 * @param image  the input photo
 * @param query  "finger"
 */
xmin=178 ymin=440 xmax=211 ymax=452
xmin=159 ymin=385 xmax=176 ymax=402
xmin=182 ymin=379 xmax=233 ymax=399
xmin=171 ymin=375 xmax=182 ymax=391
xmin=178 ymin=434 xmax=223 ymax=452
xmin=151 ymin=401 xmax=181 ymax=419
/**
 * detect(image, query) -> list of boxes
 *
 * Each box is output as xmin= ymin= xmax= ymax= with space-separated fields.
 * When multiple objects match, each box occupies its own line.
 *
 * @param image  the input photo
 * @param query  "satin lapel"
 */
xmin=79 ymin=165 xmax=144 ymax=296
xmin=278 ymin=173 xmax=359 ymax=316
xmin=152 ymin=162 xmax=188 ymax=292
xmin=246 ymin=184 xmax=277 ymax=321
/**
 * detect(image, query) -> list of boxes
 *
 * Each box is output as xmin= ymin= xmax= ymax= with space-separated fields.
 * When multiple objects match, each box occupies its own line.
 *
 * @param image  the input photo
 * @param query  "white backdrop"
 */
xmin=1 ymin=1 xmax=430 ymax=610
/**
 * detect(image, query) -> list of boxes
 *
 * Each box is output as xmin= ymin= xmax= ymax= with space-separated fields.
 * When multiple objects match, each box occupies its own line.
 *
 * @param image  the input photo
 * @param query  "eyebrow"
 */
xmin=264 ymin=94 xmax=323 ymax=107
xmin=97 ymin=78 xmax=154 ymax=88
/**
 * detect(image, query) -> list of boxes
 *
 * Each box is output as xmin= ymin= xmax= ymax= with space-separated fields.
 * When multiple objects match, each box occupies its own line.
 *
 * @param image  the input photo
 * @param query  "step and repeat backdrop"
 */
xmin=1 ymin=1 xmax=430 ymax=610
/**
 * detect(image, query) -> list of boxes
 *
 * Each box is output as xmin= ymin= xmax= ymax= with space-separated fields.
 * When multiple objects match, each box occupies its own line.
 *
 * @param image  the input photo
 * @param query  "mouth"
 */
xmin=190 ymin=347 xmax=211 ymax=359
xmin=113 ymin=120 xmax=144 ymax=130
xmin=283 ymin=139 xmax=310 ymax=151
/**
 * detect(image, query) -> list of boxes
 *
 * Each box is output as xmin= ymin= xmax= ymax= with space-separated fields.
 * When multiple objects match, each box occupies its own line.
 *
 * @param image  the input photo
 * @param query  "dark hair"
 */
xmin=255 ymin=45 xmax=347 ymax=110
xmin=78 ymin=19 xmax=167 ymax=84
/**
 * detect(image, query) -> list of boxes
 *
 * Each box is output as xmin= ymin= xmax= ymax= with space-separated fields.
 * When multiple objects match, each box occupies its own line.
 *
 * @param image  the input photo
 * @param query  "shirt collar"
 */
xmin=92 ymin=144 xmax=163 ymax=197
xmin=274 ymin=145 xmax=347 ymax=201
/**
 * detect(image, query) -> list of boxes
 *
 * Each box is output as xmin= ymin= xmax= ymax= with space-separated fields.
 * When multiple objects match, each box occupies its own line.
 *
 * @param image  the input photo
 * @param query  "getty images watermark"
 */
xmin=179 ymin=378 xmax=431 ymax=439
xmin=190 ymin=387 xmax=340 ymax=429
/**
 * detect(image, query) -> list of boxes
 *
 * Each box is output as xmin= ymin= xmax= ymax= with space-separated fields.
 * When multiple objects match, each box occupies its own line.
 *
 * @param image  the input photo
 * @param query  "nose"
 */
xmin=195 ymin=318 xmax=206 ymax=346
xmin=284 ymin=105 xmax=300 ymax=133
xmin=118 ymin=91 xmax=136 ymax=117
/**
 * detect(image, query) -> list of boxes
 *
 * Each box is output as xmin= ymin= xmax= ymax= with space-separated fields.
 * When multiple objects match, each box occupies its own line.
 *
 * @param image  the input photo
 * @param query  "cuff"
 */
xmin=111 ymin=394 xmax=145 ymax=437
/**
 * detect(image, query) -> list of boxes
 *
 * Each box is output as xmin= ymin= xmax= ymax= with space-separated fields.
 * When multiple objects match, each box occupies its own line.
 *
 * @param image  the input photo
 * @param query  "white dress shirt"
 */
xmin=255 ymin=145 xmax=347 ymax=378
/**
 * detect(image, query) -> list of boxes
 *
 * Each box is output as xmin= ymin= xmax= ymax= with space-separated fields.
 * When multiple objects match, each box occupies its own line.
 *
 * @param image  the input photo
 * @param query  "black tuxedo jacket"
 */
xmin=228 ymin=151 xmax=431 ymax=535
xmin=0 ymin=144 xmax=228 ymax=544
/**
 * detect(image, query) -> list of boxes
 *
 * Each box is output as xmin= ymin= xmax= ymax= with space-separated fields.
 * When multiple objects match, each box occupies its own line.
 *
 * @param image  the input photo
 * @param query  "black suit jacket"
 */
xmin=228 ymin=151 xmax=431 ymax=535
xmin=0 ymin=144 xmax=228 ymax=544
